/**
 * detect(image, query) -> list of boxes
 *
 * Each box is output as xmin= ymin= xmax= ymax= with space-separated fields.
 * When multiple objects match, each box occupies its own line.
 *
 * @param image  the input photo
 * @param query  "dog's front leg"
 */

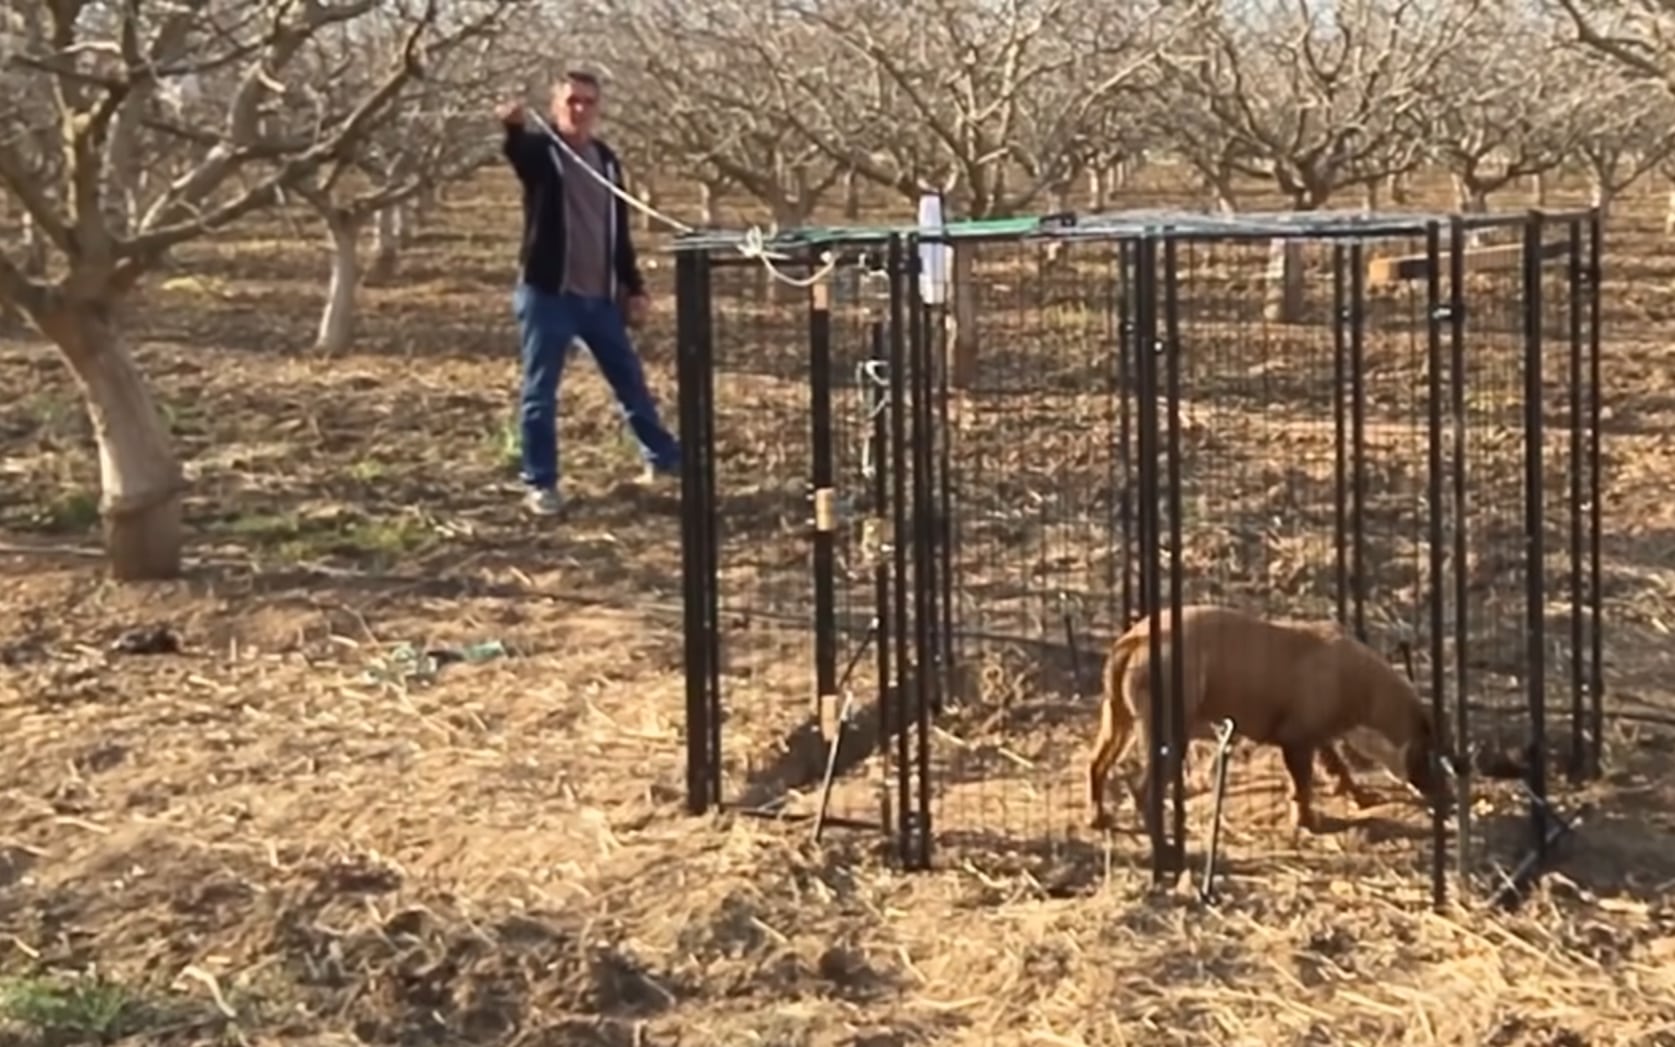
xmin=1281 ymin=744 xmax=1317 ymax=832
xmin=1318 ymin=743 xmax=1377 ymax=809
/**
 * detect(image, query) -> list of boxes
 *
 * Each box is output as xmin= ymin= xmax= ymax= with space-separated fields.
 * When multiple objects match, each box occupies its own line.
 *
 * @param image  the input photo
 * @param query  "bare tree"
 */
xmin=1568 ymin=74 xmax=1675 ymax=216
xmin=1147 ymin=0 xmax=1489 ymax=320
xmin=578 ymin=1 xmax=845 ymax=230
xmin=1154 ymin=0 xmax=1489 ymax=212
xmin=1423 ymin=13 xmax=1590 ymax=214
xmin=705 ymin=0 xmax=1201 ymax=218
xmin=291 ymin=16 xmax=507 ymax=353
xmin=0 ymin=0 xmax=508 ymax=580
xmin=1552 ymin=0 xmax=1675 ymax=84
xmin=0 ymin=3 xmax=57 ymax=277
xmin=1550 ymin=0 xmax=1675 ymax=219
xmin=1135 ymin=72 xmax=1261 ymax=214
xmin=1075 ymin=110 xmax=1150 ymax=211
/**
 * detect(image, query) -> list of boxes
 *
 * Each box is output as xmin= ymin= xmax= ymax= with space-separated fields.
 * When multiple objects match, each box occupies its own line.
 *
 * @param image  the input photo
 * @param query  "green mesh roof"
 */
xmin=665 ymin=207 xmax=1599 ymax=255
xmin=667 ymin=215 xmax=1049 ymax=254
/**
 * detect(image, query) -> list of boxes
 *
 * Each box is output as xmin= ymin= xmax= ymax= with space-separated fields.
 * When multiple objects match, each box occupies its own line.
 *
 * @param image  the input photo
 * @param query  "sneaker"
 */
xmin=639 ymin=462 xmax=680 ymax=485
xmin=523 ymin=487 xmax=564 ymax=516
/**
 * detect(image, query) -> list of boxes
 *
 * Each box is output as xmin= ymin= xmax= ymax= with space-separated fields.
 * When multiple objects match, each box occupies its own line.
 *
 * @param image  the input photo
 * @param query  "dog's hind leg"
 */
xmin=1317 ymin=742 xmax=1377 ymax=810
xmin=1086 ymin=693 xmax=1134 ymax=831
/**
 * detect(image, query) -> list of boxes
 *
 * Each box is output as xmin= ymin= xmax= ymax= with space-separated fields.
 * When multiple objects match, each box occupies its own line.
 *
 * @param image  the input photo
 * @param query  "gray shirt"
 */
xmin=560 ymin=139 xmax=613 ymax=298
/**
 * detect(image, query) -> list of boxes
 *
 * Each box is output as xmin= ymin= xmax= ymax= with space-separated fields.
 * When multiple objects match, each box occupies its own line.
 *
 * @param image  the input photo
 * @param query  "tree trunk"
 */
xmin=414 ymin=185 xmax=440 ymax=232
xmin=1586 ymin=167 xmax=1615 ymax=220
xmin=1087 ymin=166 xmax=1108 ymax=210
xmin=317 ymin=211 xmax=362 ymax=354
xmin=1449 ymin=173 xmax=1478 ymax=213
xmin=761 ymin=197 xmax=815 ymax=304
xmin=370 ymin=205 xmax=402 ymax=281
xmin=21 ymin=213 xmax=47 ymax=277
xmin=1448 ymin=172 xmax=1492 ymax=215
xmin=949 ymin=248 xmax=977 ymax=389
xmin=397 ymin=200 xmax=418 ymax=246
xmin=1590 ymin=183 xmax=1615 ymax=221
xmin=1578 ymin=148 xmax=1618 ymax=220
xmin=1043 ymin=182 xmax=1075 ymax=268
xmin=1380 ymin=172 xmax=1401 ymax=208
xmin=1201 ymin=166 xmax=1238 ymax=215
xmin=1453 ymin=180 xmax=1494 ymax=247
xmin=1262 ymin=238 xmax=1307 ymax=323
xmin=1361 ymin=178 xmax=1380 ymax=212
xmin=698 ymin=181 xmax=720 ymax=225
xmin=789 ymin=163 xmax=812 ymax=230
xmin=37 ymin=303 xmax=184 ymax=580
xmin=1266 ymin=193 xmax=1314 ymax=323
xmin=843 ymin=169 xmax=861 ymax=219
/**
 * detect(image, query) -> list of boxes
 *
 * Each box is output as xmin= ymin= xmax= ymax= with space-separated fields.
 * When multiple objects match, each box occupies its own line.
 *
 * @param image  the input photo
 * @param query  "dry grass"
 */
xmin=2 ymin=166 xmax=1674 ymax=1045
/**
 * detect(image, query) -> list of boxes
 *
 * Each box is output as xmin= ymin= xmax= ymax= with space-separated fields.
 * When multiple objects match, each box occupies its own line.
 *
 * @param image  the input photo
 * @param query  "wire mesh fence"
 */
xmin=672 ymin=206 xmax=1605 ymax=908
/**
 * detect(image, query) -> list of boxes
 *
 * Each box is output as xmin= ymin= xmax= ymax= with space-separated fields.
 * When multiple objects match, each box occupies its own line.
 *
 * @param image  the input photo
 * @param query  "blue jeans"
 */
xmin=513 ymin=284 xmax=681 ymax=491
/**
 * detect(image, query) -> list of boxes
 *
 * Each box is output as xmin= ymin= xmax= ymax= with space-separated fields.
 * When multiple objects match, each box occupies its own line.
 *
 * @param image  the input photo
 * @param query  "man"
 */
xmin=496 ymin=69 xmax=681 ymax=516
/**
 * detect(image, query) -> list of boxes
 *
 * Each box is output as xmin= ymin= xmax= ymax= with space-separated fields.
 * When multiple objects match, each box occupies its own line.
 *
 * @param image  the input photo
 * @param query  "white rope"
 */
xmin=522 ymin=109 xmax=839 ymax=289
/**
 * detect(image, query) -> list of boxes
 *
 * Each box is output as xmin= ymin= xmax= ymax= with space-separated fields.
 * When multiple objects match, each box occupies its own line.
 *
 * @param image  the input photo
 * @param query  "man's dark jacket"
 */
xmin=501 ymin=120 xmax=646 ymax=300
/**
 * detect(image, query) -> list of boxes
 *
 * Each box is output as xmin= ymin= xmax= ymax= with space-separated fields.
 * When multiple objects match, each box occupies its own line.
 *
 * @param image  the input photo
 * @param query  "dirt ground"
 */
xmin=3 ymin=169 xmax=1675 ymax=1046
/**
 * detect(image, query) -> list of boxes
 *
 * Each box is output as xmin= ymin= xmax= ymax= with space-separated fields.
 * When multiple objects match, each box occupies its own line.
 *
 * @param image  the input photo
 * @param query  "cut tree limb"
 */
xmin=1366 ymin=238 xmax=1571 ymax=287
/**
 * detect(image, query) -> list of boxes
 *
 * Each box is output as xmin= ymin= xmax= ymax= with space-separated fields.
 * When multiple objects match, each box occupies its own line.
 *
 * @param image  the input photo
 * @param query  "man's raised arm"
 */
xmin=496 ymin=100 xmax=543 ymax=183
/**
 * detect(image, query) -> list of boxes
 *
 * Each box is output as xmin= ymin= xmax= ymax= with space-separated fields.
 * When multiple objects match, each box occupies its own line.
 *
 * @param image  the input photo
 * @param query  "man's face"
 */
xmin=551 ymin=78 xmax=600 ymax=138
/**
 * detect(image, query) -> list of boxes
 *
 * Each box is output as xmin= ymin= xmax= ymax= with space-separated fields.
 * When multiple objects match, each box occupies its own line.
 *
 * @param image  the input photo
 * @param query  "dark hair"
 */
xmin=562 ymin=68 xmax=602 ymax=91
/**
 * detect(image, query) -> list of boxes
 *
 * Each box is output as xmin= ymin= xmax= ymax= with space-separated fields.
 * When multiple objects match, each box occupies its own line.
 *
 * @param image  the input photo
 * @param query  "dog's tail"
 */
xmin=1102 ymin=629 xmax=1148 ymax=713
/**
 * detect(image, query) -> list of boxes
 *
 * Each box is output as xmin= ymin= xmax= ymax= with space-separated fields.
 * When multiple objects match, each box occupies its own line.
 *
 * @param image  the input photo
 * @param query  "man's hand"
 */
xmin=624 ymin=293 xmax=649 ymax=329
xmin=496 ymin=98 xmax=525 ymax=126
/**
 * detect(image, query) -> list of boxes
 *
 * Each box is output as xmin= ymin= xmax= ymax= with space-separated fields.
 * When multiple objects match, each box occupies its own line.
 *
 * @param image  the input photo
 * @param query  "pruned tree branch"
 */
xmin=1551 ymin=0 xmax=1670 ymax=82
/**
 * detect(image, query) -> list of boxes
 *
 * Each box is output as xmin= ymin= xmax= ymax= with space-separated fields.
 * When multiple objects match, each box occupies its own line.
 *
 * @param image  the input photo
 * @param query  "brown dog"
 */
xmin=1085 ymin=603 xmax=1447 ymax=836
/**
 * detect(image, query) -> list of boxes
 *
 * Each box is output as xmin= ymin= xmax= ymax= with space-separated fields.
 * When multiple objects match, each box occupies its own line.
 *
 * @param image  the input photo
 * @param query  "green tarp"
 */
xmin=669 ymin=214 xmax=1056 ymax=253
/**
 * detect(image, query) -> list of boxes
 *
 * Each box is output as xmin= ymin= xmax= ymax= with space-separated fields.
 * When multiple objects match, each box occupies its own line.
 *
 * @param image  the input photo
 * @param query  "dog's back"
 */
xmin=1089 ymin=603 xmax=1443 ymax=831
xmin=1116 ymin=604 xmax=1416 ymax=748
